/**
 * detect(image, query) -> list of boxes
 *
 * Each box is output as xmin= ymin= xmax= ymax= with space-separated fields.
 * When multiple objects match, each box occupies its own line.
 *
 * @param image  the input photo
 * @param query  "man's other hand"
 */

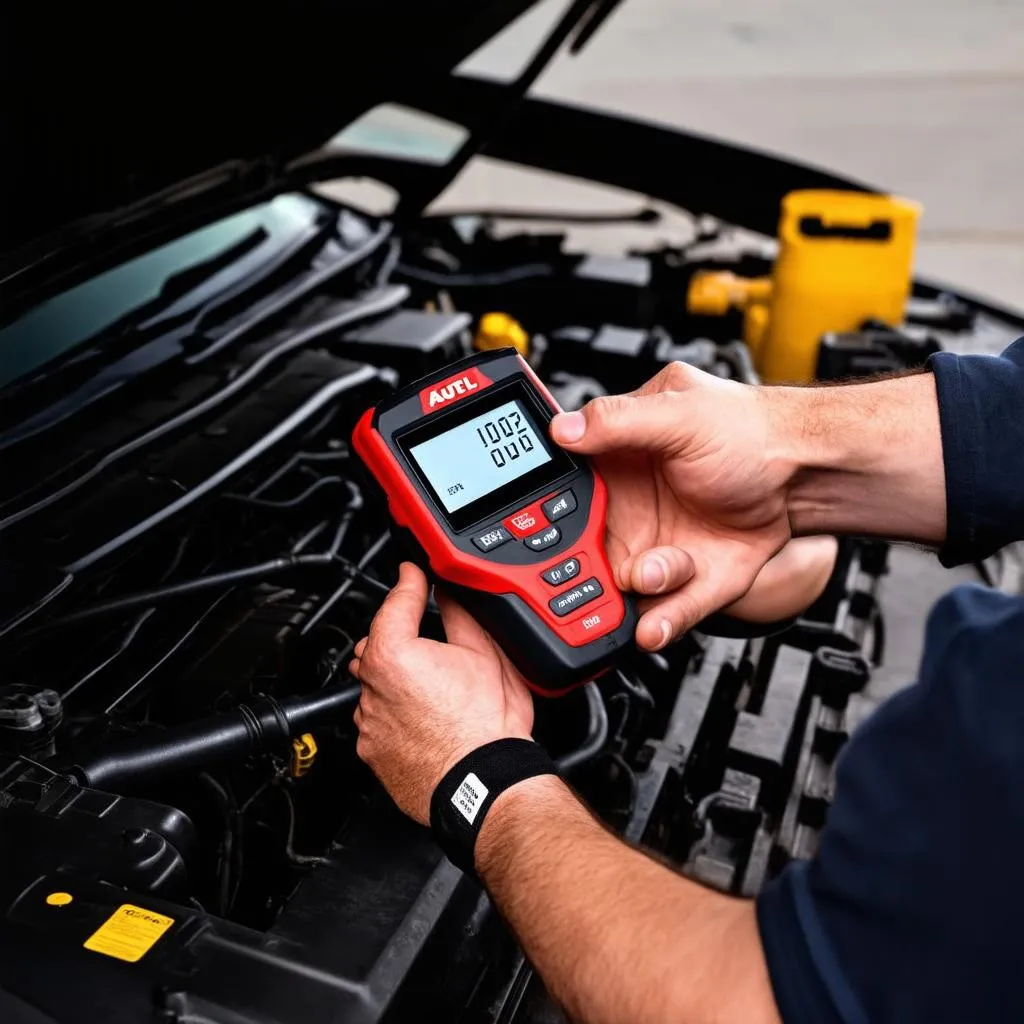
xmin=551 ymin=361 xmax=795 ymax=650
xmin=349 ymin=562 xmax=534 ymax=825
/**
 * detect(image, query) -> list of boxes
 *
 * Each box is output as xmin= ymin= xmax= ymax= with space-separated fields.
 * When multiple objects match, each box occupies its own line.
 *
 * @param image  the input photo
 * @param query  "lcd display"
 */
xmin=408 ymin=398 xmax=552 ymax=513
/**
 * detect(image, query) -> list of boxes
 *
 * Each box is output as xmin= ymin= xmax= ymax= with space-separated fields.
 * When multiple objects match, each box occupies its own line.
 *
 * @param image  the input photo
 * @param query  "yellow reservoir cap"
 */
xmin=474 ymin=312 xmax=529 ymax=356
xmin=687 ymin=271 xmax=773 ymax=357
xmin=759 ymin=190 xmax=921 ymax=383
xmin=687 ymin=271 xmax=771 ymax=316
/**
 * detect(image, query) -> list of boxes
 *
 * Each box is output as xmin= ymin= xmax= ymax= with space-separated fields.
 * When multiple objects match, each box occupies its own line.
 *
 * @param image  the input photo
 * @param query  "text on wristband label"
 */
xmin=451 ymin=771 xmax=489 ymax=824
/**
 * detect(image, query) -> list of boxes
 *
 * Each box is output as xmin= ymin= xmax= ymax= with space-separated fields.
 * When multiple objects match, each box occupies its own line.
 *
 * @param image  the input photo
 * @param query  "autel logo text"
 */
xmin=429 ymin=376 xmax=478 ymax=408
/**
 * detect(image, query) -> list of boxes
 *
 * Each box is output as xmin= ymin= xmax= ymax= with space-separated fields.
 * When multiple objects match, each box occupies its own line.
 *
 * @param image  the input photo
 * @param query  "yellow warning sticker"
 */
xmin=83 ymin=904 xmax=174 ymax=963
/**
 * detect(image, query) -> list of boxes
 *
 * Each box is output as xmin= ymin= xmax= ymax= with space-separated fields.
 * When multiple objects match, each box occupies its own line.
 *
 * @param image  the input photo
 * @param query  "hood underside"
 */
xmin=0 ymin=1 xmax=548 ymax=295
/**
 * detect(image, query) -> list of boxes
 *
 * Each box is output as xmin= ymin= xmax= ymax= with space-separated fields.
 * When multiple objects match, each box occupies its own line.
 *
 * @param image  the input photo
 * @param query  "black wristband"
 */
xmin=429 ymin=738 xmax=559 ymax=876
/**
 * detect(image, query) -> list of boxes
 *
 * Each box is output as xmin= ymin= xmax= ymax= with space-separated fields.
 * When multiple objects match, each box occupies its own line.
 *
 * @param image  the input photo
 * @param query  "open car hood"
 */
xmin=1 ymin=0 xmax=594 ymax=310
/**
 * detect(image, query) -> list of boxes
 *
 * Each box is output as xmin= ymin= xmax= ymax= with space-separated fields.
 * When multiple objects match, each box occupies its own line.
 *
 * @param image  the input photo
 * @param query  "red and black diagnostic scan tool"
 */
xmin=352 ymin=348 xmax=637 ymax=695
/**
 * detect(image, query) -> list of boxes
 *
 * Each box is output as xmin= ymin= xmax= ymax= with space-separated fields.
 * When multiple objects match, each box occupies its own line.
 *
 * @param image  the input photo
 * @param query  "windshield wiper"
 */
xmin=147 ymin=225 xmax=268 ymax=313
xmin=0 ymin=216 xmax=391 ymax=460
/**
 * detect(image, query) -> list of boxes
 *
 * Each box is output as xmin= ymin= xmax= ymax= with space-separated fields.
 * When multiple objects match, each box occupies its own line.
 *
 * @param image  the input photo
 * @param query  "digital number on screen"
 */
xmin=409 ymin=399 xmax=552 ymax=513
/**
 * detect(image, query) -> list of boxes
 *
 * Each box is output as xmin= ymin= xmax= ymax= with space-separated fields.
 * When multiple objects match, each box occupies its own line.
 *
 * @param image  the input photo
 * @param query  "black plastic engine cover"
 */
xmin=0 ymin=757 xmax=196 ymax=900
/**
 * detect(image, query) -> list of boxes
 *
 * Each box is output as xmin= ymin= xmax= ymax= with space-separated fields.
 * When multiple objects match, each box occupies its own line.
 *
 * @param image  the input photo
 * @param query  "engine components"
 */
xmin=760 ymin=190 xmax=921 ymax=382
xmin=0 ymin=189 xmax=1008 ymax=1024
xmin=474 ymin=311 xmax=530 ymax=356
xmin=0 ymin=755 xmax=196 ymax=897
xmin=0 ymin=684 xmax=62 ymax=757
xmin=687 ymin=189 xmax=921 ymax=383
xmin=68 ymin=682 xmax=361 ymax=791
xmin=339 ymin=309 xmax=470 ymax=378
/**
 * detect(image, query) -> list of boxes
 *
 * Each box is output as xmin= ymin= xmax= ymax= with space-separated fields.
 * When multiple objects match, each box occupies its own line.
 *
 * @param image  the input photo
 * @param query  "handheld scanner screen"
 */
xmin=352 ymin=348 xmax=637 ymax=694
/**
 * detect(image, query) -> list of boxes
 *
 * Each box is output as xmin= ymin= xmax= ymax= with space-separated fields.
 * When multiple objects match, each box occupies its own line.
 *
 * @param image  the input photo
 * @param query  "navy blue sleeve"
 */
xmin=756 ymin=584 xmax=1024 ymax=1024
xmin=929 ymin=337 xmax=1024 ymax=566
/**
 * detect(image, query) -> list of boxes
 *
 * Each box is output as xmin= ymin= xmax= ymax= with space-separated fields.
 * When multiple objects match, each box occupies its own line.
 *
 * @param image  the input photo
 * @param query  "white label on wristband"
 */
xmin=452 ymin=772 xmax=489 ymax=824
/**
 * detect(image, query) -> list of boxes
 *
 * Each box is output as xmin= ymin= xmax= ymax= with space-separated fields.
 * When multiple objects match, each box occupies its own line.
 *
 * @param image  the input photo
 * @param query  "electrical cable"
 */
xmin=396 ymin=263 xmax=554 ymax=288
xmin=248 ymin=448 xmax=347 ymax=500
xmin=614 ymin=669 xmax=655 ymax=708
xmin=602 ymin=750 xmax=639 ymax=817
xmin=60 ymin=608 xmax=155 ymax=700
xmin=197 ymin=772 xmax=237 ymax=916
xmin=556 ymin=682 xmax=609 ymax=772
xmin=275 ymin=784 xmax=329 ymax=867
xmin=104 ymin=591 xmax=234 ymax=713
xmin=300 ymin=531 xmax=391 ymax=636
xmin=1 ymin=288 xmax=403 ymax=534
xmin=45 ymin=554 xmax=338 ymax=627
xmin=65 ymin=366 xmax=381 ymax=572
xmin=291 ymin=520 xmax=330 ymax=554
xmin=225 ymin=475 xmax=342 ymax=510
xmin=42 ymin=550 xmax=386 ymax=630
xmin=0 ymin=571 xmax=73 ymax=640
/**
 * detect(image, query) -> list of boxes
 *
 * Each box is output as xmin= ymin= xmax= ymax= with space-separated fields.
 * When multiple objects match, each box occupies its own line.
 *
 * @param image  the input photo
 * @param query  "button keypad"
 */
xmin=542 ymin=490 xmax=577 ymax=522
xmin=471 ymin=526 xmax=512 ymax=552
xmin=549 ymin=577 xmax=604 ymax=617
xmin=525 ymin=525 xmax=561 ymax=552
xmin=541 ymin=556 xmax=581 ymax=587
xmin=503 ymin=498 xmax=549 ymax=538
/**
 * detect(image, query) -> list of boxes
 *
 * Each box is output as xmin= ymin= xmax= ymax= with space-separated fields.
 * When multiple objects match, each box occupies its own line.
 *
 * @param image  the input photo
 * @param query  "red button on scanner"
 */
xmin=502 ymin=497 xmax=550 ymax=538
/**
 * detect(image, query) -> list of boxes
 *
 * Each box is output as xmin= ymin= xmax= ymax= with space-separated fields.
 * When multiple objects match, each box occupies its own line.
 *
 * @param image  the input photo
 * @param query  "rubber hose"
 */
xmin=70 ymin=682 xmax=360 ymax=791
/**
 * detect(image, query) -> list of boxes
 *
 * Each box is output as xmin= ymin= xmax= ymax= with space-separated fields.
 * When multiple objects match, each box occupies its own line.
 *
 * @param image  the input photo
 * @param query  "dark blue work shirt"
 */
xmin=757 ymin=338 xmax=1024 ymax=1024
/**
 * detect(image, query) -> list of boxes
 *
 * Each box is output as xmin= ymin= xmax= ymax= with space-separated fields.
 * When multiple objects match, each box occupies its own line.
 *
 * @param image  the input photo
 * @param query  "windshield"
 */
xmin=0 ymin=193 xmax=325 ymax=390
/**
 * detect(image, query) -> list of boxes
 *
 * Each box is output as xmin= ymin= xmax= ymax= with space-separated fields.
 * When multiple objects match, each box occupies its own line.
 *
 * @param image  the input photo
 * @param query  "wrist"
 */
xmin=767 ymin=372 xmax=945 ymax=543
xmin=475 ymin=774 xmax=584 ymax=876
xmin=429 ymin=739 xmax=558 ymax=876
xmin=437 ymin=729 xmax=533 ymax=785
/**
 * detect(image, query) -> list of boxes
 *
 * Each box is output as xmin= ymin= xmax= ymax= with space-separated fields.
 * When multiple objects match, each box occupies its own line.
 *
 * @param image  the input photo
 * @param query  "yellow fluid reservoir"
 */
xmin=474 ymin=312 xmax=529 ymax=356
xmin=759 ymin=191 xmax=921 ymax=383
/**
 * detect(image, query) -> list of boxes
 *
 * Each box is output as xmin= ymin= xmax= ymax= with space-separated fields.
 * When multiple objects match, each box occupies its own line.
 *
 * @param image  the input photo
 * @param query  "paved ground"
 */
xmin=447 ymin=0 xmax=1021 ymax=691
xmin=456 ymin=0 xmax=1024 ymax=309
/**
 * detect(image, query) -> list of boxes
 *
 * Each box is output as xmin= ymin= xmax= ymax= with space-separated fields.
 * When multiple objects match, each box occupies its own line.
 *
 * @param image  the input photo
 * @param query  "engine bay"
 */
xmin=0 ymin=194 xmax=1013 ymax=1023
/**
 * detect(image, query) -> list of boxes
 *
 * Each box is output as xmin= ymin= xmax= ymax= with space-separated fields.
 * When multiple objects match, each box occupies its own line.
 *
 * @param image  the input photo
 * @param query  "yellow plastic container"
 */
xmin=758 ymin=191 xmax=921 ymax=383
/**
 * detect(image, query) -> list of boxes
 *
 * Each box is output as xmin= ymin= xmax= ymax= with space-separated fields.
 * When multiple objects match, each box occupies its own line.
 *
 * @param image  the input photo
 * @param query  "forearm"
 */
xmin=770 ymin=371 xmax=947 ymax=544
xmin=475 ymin=776 xmax=779 ymax=1024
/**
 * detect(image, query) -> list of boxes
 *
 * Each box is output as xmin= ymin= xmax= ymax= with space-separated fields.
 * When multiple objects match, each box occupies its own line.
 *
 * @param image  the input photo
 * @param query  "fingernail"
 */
xmin=640 ymin=554 xmax=668 ymax=593
xmin=552 ymin=411 xmax=585 ymax=443
xmin=656 ymin=619 xmax=672 ymax=650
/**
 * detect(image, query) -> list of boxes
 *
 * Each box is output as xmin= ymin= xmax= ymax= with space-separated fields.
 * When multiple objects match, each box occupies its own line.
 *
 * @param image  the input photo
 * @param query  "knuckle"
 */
xmin=362 ymin=640 xmax=384 ymax=669
xmin=355 ymin=735 xmax=372 ymax=763
xmin=588 ymin=393 xmax=630 ymax=427
xmin=660 ymin=360 xmax=694 ymax=391
xmin=671 ymin=546 xmax=696 ymax=576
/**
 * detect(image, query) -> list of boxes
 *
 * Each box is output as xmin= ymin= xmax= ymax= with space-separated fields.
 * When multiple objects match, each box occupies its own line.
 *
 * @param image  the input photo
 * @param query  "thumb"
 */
xmin=367 ymin=562 xmax=428 ymax=647
xmin=550 ymin=392 xmax=688 ymax=456
xmin=435 ymin=590 xmax=495 ymax=656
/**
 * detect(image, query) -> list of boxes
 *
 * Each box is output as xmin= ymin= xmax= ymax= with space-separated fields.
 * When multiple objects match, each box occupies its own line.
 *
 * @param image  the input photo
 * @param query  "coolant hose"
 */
xmin=69 ymin=682 xmax=360 ymax=791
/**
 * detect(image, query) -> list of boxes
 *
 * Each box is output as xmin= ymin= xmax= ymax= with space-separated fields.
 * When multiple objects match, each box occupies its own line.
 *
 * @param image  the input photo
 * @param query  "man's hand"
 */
xmin=552 ymin=361 xmax=945 ymax=650
xmin=349 ymin=562 xmax=533 ymax=825
xmin=551 ymin=362 xmax=795 ymax=650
